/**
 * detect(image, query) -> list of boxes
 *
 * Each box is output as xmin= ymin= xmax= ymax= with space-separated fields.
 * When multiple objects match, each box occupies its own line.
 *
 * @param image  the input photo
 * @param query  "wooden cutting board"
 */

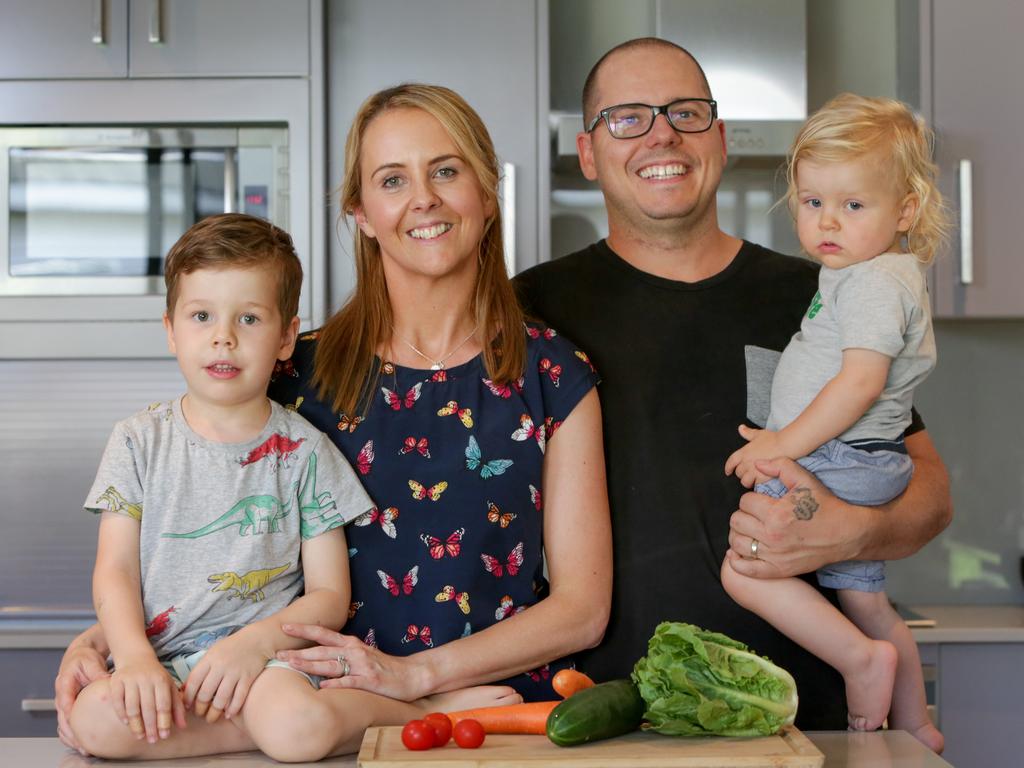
xmin=357 ymin=725 xmax=824 ymax=767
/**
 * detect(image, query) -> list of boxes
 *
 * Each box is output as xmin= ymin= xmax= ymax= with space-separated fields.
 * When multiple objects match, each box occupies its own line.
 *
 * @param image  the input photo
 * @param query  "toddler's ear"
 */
xmin=278 ymin=316 xmax=300 ymax=360
xmin=163 ymin=312 xmax=177 ymax=355
xmin=897 ymin=193 xmax=919 ymax=233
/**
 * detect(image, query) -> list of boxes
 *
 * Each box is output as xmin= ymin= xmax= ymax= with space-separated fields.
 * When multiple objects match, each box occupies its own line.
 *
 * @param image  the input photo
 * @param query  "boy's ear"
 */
xmin=278 ymin=316 xmax=300 ymax=361
xmin=897 ymin=193 xmax=920 ymax=233
xmin=163 ymin=312 xmax=177 ymax=355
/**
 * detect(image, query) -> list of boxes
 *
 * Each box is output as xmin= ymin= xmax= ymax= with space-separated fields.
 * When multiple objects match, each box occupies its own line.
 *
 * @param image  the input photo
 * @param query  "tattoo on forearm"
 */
xmin=792 ymin=487 xmax=818 ymax=520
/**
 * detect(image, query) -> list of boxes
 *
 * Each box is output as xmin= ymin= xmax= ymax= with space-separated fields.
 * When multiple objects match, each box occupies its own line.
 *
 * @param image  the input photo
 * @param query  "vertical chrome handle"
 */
xmin=959 ymin=159 xmax=973 ymax=285
xmin=224 ymin=149 xmax=238 ymax=213
xmin=501 ymin=162 xmax=516 ymax=276
xmin=149 ymin=0 xmax=163 ymax=44
xmin=91 ymin=0 xmax=105 ymax=44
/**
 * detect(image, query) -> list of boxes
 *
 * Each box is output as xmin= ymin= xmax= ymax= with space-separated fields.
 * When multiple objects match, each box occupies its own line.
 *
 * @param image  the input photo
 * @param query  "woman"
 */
xmin=55 ymin=84 xmax=612 ymax=755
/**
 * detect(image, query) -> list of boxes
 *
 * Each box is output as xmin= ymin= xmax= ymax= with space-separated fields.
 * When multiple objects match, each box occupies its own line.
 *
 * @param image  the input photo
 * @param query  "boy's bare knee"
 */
xmin=252 ymin=694 xmax=341 ymax=762
xmin=70 ymin=681 xmax=141 ymax=759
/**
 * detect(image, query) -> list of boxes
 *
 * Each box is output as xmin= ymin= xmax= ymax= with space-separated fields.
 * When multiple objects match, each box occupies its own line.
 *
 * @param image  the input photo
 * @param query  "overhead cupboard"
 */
xmin=0 ymin=0 xmax=324 ymax=358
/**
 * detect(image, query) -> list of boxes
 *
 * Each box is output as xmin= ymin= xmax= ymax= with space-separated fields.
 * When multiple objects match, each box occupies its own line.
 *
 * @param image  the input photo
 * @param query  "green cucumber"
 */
xmin=545 ymin=678 xmax=645 ymax=747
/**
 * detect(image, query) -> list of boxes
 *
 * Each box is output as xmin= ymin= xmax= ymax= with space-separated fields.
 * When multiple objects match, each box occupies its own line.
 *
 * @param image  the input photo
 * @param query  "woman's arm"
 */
xmin=726 ymin=428 xmax=952 ymax=578
xmin=55 ymin=623 xmax=111 ymax=754
xmin=278 ymin=388 xmax=613 ymax=700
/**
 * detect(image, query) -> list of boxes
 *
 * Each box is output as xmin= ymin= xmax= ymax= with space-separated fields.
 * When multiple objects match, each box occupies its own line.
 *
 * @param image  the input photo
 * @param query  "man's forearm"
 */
xmin=851 ymin=429 xmax=952 ymax=561
xmin=70 ymin=622 xmax=111 ymax=660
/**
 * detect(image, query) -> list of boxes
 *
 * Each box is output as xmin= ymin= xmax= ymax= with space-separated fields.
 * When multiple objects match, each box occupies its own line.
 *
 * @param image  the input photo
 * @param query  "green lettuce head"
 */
xmin=631 ymin=622 xmax=798 ymax=737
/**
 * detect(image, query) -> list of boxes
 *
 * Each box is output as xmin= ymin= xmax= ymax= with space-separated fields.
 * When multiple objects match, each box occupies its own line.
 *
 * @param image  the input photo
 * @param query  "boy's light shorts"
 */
xmin=162 ymin=649 xmax=321 ymax=689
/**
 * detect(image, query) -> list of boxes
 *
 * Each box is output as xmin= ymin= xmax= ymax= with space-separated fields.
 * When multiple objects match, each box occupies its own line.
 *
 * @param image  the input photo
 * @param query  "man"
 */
xmin=515 ymin=38 xmax=951 ymax=730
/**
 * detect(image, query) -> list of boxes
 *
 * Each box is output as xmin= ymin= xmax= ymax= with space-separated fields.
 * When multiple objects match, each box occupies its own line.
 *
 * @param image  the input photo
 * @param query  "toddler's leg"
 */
xmin=68 ymin=677 xmax=254 ymax=759
xmin=839 ymin=590 xmax=944 ymax=753
xmin=721 ymin=559 xmax=896 ymax=731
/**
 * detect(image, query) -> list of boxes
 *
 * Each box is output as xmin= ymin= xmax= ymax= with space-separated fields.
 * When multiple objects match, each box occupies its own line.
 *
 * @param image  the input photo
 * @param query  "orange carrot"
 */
xmin=551 ymin=668 xmax=596 ymax=699
xmin=445 ymin=701 xmax=559 ymax=734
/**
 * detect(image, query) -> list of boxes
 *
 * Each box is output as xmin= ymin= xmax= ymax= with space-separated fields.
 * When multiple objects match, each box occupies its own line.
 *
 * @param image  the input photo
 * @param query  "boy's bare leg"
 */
xmin=68 ymin=677 xmax=254 ymax=760
xmin=721 ymin=560 xmax=897 ymax=731
xmin=839 ymin=590 xmax=944 ymax=753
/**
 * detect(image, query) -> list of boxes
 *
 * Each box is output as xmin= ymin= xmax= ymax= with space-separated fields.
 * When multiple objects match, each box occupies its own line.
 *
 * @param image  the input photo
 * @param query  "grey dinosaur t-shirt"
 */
xmin=767 ymin=252 xmax=936 ymax=442
xmin=85 ymin=397 xmax=373 ymax=658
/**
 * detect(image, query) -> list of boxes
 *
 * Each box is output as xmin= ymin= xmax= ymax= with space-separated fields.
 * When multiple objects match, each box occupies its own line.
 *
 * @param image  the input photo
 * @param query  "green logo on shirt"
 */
xmin=806 ymin=291 xmax=823 ymax=319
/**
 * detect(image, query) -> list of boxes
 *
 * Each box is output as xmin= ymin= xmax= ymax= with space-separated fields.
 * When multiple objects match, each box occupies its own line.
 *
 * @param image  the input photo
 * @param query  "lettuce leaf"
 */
xmin=631 ymin=622 xmax=798 ymax=737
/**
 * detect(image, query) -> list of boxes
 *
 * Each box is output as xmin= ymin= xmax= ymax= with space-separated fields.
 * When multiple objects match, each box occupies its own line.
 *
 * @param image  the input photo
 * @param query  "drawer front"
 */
xmin=0 ymin=649 xmax=64 ymax=737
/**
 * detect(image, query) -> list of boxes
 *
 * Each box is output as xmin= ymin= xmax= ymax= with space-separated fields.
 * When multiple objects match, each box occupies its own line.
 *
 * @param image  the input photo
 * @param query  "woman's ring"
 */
xmin=750 ymin=538 xmax=760 ymax=559
xmin=336 ymin=654 xmax=350 ymax=677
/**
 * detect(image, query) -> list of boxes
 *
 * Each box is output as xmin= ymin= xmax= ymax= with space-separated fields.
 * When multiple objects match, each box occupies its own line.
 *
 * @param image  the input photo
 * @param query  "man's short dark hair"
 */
xmin=582 ymin=37 xmax=712 ymax=125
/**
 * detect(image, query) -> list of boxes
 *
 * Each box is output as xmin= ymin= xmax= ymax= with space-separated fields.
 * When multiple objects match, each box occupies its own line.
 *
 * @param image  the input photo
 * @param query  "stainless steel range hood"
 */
xmin=550 ymin=0 xmax=807 ymax=161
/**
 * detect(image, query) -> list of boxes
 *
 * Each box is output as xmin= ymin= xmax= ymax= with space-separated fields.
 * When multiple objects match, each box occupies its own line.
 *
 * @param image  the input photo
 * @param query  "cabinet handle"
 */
xmin=959 ymin=159 xmax=973 ymax=285
xmin=501 ymin=162 xmax=516 ymax=276
xmin=21 ymin=698 xmax=57 ymax=712
xmin=91 ymin=0 xmax=105 ymax=45
xmin=149 ymin=0 xmax=163 ymax=44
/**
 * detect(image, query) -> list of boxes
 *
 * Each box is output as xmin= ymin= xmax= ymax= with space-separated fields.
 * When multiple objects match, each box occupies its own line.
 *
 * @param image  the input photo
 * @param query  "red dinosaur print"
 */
xmin=145 ymin=606 xmax=176 ymax=637
xmin=238 ymin=433 xmax=305 ymax=468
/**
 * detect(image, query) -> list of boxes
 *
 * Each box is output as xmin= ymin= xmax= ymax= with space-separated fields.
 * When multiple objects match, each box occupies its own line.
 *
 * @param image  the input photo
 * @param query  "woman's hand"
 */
xmin=55 ymin=640 xmax=110 ymax=754
xmin=276 ymin=623 xmax=431 ymax=701
xmin=182 ymin=631 xmax=270 ymax=723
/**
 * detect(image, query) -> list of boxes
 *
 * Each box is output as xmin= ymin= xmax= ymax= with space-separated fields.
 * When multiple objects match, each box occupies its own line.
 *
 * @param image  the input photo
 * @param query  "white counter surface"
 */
xmin=0 ymin=730 xmax=953 ymax=767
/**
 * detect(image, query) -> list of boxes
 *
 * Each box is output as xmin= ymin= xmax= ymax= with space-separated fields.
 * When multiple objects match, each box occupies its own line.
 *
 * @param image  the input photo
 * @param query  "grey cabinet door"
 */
xmin=0 ymin=0 xmax=128 ymax=79
xmin=929 ymin=1 xmax=1024 ymax=317
xmin=129 ymin=0 xmax=310 ymax=77
xmin=327 ymin=0 xmax=540 ymax=303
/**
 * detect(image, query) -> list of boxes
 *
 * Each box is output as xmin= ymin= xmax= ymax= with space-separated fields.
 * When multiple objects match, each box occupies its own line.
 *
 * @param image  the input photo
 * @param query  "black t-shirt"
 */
xmin=514 ymin=239 xmax=850 ymax=730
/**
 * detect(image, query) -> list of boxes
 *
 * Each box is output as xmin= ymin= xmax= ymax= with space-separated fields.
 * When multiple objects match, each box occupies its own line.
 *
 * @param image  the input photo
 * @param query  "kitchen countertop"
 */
xmin=0 ymin=730 xmax=953 ymax=767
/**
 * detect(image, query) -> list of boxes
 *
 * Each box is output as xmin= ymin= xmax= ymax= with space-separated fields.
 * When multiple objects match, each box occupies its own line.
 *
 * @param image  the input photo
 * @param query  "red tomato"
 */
xmin=401 ymin=719 xmax=435 ymax=751
xmin=453 ymin=718 xmax=486 ymax=749
xmin=423 ymin=712 xmax=452 ymax=747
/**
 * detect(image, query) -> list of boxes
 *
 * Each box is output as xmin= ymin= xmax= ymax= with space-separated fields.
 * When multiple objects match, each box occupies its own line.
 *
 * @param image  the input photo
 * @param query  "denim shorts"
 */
xmin=755 ymin=438 xmax=913 ymax=593
xmin=163 ymin=649 xmax=321 ymax=688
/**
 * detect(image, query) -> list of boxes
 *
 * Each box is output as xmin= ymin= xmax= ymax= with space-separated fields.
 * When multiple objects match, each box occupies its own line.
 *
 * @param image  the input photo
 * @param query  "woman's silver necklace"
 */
xmin=392 ymin=324 xmax=479 ymax=370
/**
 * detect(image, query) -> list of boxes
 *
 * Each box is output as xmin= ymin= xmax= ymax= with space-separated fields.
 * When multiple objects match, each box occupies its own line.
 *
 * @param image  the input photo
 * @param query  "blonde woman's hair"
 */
xmin=313 ymin=83 xmax=525 ymax=417
xmin=785 ymin=92 xmax=950 ymax=264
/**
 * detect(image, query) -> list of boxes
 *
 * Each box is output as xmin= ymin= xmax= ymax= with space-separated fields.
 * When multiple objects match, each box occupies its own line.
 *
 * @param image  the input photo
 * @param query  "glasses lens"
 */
xmin=666 ymin=100 xmax=714 ymax=132
xmin=605 ymin=105 xmax=652 ymax=138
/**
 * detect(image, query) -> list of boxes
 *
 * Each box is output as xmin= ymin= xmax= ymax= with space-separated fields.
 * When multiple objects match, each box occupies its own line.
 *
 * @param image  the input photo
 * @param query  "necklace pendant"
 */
xmin=430 ymin=362 xmax=444 ymax=371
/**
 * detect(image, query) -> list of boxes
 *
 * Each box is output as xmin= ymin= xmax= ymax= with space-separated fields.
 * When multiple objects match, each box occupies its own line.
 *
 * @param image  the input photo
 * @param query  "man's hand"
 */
xmin=726 ymin=457 xmax=870 ymax=578
xmin=724 ymin=425 xmax=786 ymax=487
xmin=55 ymin=642 xmax=110 ymax=754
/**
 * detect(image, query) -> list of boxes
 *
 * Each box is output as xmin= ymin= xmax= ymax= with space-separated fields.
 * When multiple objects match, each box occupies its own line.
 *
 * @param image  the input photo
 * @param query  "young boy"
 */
xmin=69 ymin=213 xmax=376 ymax=761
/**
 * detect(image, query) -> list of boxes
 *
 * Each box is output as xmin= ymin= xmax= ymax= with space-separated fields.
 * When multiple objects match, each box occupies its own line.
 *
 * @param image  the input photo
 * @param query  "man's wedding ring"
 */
xmin=750 ymin=538 xmax=760 ymax=559
xmin=337 ymin=654 xmax=350 ymax=677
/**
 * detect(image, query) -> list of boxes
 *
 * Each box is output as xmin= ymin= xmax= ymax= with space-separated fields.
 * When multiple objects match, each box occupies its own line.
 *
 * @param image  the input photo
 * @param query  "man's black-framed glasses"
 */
xmin=587 ymin=98 xmax=718 ymax=139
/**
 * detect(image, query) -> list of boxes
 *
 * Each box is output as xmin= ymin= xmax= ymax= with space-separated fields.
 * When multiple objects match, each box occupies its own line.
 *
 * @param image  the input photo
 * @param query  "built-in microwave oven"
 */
xmin=0 ymin=125 xmax=288 ymax=298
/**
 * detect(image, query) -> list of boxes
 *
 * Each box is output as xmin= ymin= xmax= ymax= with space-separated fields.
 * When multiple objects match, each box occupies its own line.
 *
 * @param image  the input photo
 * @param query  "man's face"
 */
xmin=578 ymin=46 xmax=727 ymax=239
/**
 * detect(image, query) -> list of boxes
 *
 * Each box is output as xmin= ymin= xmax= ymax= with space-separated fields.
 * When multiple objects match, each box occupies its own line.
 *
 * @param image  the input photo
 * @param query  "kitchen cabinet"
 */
xmin=0 ymin=0 xmax=309 ymax=80
xmin=924 ymin=1 xmax=1024 ymax=317
xmin=327 ymin=0 xmax=543 ymax=300
xmin=0 ymin=648 xmax=65 ymax=737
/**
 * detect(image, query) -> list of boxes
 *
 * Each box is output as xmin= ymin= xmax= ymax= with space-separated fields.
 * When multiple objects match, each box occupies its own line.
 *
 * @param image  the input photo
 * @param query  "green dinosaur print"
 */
xmin=162 ymin=494 xmax=290 ymax=539
xmin=208 ymin=564 xmax=290 ymax=602
xmin=806 ymin=290 xmax=824 ymax=320
xmin=297 ymin=451 xmax=342 ymax=539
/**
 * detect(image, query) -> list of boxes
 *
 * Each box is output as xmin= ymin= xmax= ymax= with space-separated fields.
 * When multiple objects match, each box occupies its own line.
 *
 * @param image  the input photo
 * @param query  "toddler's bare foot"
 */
xmin=419 ymin=685 xmax=522 ymax=713
xmin=903 ymin=721 xmax=944 ymax=754
xmin=845 ymin=639 xmax=897 ymax=731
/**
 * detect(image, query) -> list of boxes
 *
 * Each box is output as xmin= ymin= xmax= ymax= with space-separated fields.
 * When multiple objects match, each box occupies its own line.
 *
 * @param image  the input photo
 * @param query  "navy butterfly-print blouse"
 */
xmin=268 ymin=324 xmax=599 ymax=699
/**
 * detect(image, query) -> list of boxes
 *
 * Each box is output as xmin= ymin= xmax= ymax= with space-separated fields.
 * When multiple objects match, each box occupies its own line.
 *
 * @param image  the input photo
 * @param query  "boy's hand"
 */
xmin=108 ymin=655 xmax=185 ymax=743
xmin=182 ymin=632 xmax=268 ymax=723
xmin=724 ymin=425 xmax=784 ymax=487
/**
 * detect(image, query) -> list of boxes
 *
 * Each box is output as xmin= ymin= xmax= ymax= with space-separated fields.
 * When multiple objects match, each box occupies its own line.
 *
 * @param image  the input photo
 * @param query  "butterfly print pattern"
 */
xmin=435 ymin=585 xmax=471 ymax=615
xmin=400 ymin=436 xmax=431 ymax=458
xmin=480 ymin=542 xmax=524 ymax=578
xmin=421 ymin=528 xmax=464 ymax=559
xmin=354 ymin=506 xmax=399 ymax=539
xmin=266 ymin=324 xmax=599 ymax=700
